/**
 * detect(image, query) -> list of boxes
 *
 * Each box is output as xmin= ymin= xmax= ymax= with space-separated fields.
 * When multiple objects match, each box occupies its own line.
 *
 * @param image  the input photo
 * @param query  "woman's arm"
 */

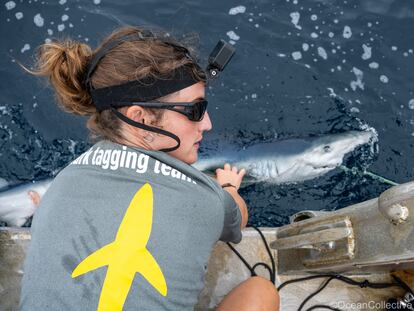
xmin=215 ymin=163 xmax=249 ymax=230
xmin=223 ymin=187 xmax=248 ymax=229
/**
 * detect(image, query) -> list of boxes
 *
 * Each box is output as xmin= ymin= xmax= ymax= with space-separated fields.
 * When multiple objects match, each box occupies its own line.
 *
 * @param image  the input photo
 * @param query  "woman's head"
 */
xmin=27 ymin=26 xmax=211 ymax=164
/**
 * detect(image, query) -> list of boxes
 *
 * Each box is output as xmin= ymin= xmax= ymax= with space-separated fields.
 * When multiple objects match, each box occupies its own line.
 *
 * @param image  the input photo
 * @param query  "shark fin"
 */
xmin=72 ymin=242 xmax=114 ymax=278
xmin=138 ymin=248 xmax=168 ymax=296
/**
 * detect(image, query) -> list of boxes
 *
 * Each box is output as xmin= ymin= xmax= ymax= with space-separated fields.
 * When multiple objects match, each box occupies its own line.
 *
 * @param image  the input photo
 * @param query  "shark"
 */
xmin=72 ymin=183 xmax=167 ymax=310
xmin=194 ymin=130 xmax=376 ymax=184
xmin=0 ymin=179 xmax=52 ymax=227
xmin=0 ymin=131 xmax=375 ymax=227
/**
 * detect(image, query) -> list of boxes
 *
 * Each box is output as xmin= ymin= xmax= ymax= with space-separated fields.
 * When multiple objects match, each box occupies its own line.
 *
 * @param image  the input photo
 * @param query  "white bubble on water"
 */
xmin=248 ymin=18 xmax=253 ymax=22
xmin=333 ymin=19 xmax=339 ymax=24
xmin=229 ymin=40 xmax=235 ymax=45
xmin=255 ymin=23 xmax=259 ymax=28
xmin=277 ymin=53 xmax=287 ymax=57
xmin=403 ymin=52 xmax=409 ymax=57
xmin=290 ymin=12 xmax=302 ymax=30
xmin=34 ymin=13 xmax=44 ymax=27
xmin=311 ymin=14 xmax=317 ymax=21
xmin=362 ymin=44 xmax=372 ymax=60
xmin=369 ymin=62 xmax=379 ymax=69
xmin=15 ymin=12 xmax=23 ymax=19
xmin=327 ymin=87 xmax=338 ymax=98
xmin=317 ymin=46 xmax=328 ymax=59
xmin=302 ymin=43 xmax=309 ymax=51
xmin=409 ymin=49 xmax=413 ymax=54
xmin=350 ymin=107 xmax=360 ymax=113
xmin=328 ymin=32 xmax=334 ymax=38
xmin=5 ymin=1 xmax=16 ymax=10
xmin=391 ymin=46 xmax=397 ymax=51
xmin=93 ymin=0 xmax=101 ymax=4
xmin=21 ymin=43 xmax=30 ymax=53
xmin=229 ymin=5 xmax=246 ymax=15
xmin=251 ymin=93 xmax=257 ymax=99
xmin=69 ymin=23 xmax=74 ymax=28
xmin=58 ymin=24 xmax=65 ymax=31
xmin=379 ymin=75 xmax=389 ymax=83
xmin=311 ymin=32 xmax=318 ymax=38
xmin=47 ymin=28 xmax=53 ymax=35
xmin=350 ymin=67 xmax=364 ymax=91
xmin=226 ymin=30 xmax=240 ymax=41
xmin=408 ymin=99 xmax=414 ymax=110
xmin=337 ymin=65 xmax=342 ymax=71
xmin=45 ymin=38 xmax=51 ymax=43
xmin=61 ymin=14 xmax=69 ymax=21
xmin=59 ymin=0 xmax=66 ymax=4
xmin=292 ymin=51 xmax=302 ymax=60
xmin=343 ymin=26 xmax=352 ymax=39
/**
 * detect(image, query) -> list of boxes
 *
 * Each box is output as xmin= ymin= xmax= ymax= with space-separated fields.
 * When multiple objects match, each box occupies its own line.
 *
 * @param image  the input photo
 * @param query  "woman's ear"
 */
xmin=125 ymin=106 xmax=147 ymax=123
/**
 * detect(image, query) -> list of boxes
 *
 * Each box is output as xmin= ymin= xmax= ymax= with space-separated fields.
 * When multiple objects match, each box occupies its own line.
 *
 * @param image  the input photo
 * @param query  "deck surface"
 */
xmin=195 ymin=228 xmax=408 ymax=311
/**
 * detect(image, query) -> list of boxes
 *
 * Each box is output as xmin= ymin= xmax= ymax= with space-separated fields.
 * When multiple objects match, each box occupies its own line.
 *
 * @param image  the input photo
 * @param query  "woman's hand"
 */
xmin=215 ymin=163 xmax=246 ymax=190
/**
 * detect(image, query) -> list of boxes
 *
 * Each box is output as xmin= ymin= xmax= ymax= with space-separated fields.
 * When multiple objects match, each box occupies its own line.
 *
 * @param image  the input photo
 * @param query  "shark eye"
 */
xmin=323 ymin=145 xmax=331 ymax=153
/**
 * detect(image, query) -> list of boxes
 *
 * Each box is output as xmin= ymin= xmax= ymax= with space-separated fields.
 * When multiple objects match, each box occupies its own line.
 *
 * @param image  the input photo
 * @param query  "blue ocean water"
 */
xmin=1 ymin=0 xmax=413 ymax=226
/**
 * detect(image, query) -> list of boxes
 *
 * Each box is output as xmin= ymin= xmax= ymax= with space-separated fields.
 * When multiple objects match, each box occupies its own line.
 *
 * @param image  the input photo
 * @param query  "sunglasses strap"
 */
xmin=111 ymin=108 xmax=181 ymax=152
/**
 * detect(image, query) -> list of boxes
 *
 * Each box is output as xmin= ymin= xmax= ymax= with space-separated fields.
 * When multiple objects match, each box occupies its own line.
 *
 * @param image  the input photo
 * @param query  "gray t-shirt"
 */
xmin=20 ymin=140 xmax=242 ymax=311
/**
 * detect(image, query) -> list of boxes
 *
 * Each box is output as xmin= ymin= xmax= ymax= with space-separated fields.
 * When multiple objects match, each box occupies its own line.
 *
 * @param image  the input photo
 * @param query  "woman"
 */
xmin=20 ymin=26 xmax=279 ymax=311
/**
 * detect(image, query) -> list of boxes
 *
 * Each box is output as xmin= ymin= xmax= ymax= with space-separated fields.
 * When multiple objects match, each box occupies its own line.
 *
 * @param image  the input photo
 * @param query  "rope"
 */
xmin=338 ymin=165 xmax=399 ymax=186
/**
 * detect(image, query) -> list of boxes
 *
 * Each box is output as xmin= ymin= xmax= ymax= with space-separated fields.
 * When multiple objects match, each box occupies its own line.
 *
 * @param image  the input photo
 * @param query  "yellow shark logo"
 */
xmin=72 ymin=183 xmax=167 ymax=311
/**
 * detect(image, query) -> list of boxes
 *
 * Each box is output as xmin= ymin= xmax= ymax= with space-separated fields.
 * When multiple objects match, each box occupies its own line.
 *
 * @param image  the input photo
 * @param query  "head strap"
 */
xmin=92 ymin=65 xmax=200 ymax=112
xmin=85 ymin=30 xmax=154 ymax=91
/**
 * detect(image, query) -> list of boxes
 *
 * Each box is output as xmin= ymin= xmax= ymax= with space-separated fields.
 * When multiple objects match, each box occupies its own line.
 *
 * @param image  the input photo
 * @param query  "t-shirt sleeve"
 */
xmin=219 ymin=190 xmax=243 ymax=244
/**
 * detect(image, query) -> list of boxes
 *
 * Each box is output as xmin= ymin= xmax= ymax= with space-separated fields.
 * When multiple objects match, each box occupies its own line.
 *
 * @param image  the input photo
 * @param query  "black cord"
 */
xmin=305 ymin=305 xmax=341 ymax=311
xmin=252 ymin=226 xmax=276 ymax=284
xmin=226 ymin=225 xmax=276 ymax=284
xmin=298 ymin=277 xmax=335 ymax=311
xmin=226 ymin=242 xmax=257 ymax=277
xmin=279 ymin=272 xmax=411 ymax=311
xmin=278 ymin=274 xmax=337 ymax=291
xmin=278 ymin=273 xmax=406 ymax=291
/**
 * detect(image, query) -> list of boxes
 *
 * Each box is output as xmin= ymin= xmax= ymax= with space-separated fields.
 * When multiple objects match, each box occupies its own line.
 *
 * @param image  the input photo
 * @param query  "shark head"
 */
xmin=299 ymin=130 xmax=376 ymax=178
xmin=195 ymin=130 xmax=377 ymax=185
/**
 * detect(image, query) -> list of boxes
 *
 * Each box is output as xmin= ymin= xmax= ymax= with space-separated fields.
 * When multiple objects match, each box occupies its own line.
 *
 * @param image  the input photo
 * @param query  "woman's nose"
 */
xmin=200 ymin=111 xmax=212 ymax=132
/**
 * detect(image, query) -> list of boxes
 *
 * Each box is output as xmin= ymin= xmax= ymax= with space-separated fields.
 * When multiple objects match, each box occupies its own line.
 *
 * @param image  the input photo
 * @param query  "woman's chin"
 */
xmin=169 ymin=146 xmax=199 ymax=165
xmin=185 ymin=150 xmax=199 ymax=165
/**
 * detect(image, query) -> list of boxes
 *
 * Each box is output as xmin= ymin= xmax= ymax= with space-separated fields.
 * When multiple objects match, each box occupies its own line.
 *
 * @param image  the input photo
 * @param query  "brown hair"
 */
xmin=26 ymin=26 xmax=205 ymax=142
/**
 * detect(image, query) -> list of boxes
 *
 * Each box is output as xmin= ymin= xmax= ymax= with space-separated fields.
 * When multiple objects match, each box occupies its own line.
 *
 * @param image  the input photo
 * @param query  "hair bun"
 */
xmin=27 ymin=39 xmax=95 ymax=116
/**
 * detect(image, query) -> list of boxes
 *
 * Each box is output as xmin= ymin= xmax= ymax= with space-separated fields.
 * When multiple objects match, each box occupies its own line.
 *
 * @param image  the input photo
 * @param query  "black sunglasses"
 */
xmin=130 ymin=99 xmax=208 ymax=122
